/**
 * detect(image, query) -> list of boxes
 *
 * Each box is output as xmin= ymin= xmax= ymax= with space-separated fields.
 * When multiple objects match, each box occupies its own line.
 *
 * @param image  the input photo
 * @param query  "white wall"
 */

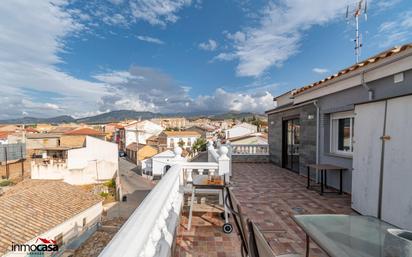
xmin=32 ymin=137 xmax=118 ymax=185
xmin=166 ymin=136 xmax=199 ymax=149
xmin=225 ymin=124 xmax=257 ymax=139
xmin=5 ymin=202 xmax=102 ymax=257
xmin=125 ymin=121 xmax=163 ymax=146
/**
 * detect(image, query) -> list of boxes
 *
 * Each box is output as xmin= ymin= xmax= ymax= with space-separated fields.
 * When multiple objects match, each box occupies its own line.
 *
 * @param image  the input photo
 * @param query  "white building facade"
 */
xmin=225 ymin=122 xmax=257 ymax=139
xmin=31 ymin=136 xmax=119 ymax=185
xmin=124 ymin=120 xmax=163 ymax=147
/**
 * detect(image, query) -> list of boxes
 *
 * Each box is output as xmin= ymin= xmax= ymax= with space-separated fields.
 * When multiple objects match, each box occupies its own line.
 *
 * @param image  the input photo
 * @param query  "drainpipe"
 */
xmin=361 ymin=71 xmax=374 ymax=101
xmin=314 ymin=101 xmax=320 ymax=183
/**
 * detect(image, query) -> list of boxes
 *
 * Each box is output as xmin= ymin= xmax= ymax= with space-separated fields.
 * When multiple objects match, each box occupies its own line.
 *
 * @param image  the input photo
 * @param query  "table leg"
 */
xmin=307 ymin=166 xmax=310 ymax=189
xmin=340 ymin=169 xmax=343 ymax=195
xmin=188 ymin=186 xmax=195 ymax=230
xmin=325 ymin=170 xmax=328 ymax=189
xmin=320 ymin=170 xmax=324 ymax=195
xmin=306 ymin=234 xmax=310 ymax=257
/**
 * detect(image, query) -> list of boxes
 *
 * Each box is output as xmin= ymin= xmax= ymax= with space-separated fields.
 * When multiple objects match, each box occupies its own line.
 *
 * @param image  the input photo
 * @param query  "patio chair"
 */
xmin=247 ymin=219 xmax=301 ymax=257
xmin=224 ymin=187 xmax=249 ymax=257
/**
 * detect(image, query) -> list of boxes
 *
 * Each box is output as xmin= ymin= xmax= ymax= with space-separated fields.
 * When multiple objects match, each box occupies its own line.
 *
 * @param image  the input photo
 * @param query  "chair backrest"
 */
xmin=226 ymin=187 xmax=249 ymax=255
xmin=247 ymin=219 xmax=276 ymax=257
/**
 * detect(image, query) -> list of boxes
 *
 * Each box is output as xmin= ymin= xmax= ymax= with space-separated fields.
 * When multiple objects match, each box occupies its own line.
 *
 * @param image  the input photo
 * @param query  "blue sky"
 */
xmin=0 ymin=0 xmax=411 ymax=119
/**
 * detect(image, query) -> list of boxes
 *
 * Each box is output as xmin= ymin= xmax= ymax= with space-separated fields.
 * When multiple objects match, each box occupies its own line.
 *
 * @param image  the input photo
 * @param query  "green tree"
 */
xmin=192 ymin=137 xmax=207 ymax=153
xmin=178 ymin=139 xmax=185 ymax=148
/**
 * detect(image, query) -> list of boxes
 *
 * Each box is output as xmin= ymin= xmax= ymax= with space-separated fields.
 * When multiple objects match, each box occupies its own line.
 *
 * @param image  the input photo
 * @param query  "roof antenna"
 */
xmin=346 ymin=0 xmax=368 ymax=63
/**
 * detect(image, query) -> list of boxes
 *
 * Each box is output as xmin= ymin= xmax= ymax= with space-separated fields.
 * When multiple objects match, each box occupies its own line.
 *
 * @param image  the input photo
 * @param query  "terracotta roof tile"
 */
xmin=292 ymin=43 xmax=412 ymax=96
xmin=64 ymin=127 xmax=105 ymax=136
xmin=163 ymin=131 xmax=200 ymax=137
xmin=0 ymin=180 xmax=102 ymax=255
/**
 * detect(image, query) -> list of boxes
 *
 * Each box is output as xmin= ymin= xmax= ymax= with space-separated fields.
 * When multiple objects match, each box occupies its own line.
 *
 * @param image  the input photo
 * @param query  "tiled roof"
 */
xmin=163 ymin=131 xmax=200 ymax=137
xmin=64 ymin=127 xmax=105 ymax=136
xmin=0 ymin=180 xmax=102 ymax=255
xmin=292 ymin=43 xmax=412 ymax=96
xmin=48 ymin=126 xmax=77 ymax=133
xmin=25 ymin=127 xmax=39 ymax=133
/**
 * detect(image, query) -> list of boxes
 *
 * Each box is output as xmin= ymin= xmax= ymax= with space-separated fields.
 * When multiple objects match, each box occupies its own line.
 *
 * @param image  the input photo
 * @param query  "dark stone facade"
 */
xmin=267 ymin=103 xmax=317 ymax=175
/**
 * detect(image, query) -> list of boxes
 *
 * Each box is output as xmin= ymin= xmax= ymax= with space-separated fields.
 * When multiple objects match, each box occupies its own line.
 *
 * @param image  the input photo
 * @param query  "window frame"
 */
xmin=329 ymin=111 xmax=355 ymax=157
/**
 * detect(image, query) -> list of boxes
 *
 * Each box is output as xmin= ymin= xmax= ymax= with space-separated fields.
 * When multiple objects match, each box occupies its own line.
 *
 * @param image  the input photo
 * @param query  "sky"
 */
xmin=0 ymin=0 xmax=411 ymax=119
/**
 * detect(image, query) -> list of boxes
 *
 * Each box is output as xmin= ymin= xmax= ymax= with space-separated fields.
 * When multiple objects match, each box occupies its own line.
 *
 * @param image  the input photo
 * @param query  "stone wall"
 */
xmin=267 ymin=103 xmax=317 ymax=175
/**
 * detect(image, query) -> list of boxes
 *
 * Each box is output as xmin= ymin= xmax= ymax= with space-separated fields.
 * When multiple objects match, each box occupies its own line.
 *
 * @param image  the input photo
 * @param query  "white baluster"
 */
xmin=198 ymin=169 xmax=204 ymax=176
xmin=186 ymin=168 xmax=193 ymax=183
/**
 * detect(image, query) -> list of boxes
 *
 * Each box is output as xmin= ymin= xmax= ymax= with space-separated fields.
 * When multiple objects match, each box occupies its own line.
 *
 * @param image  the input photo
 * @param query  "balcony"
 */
xmin=99 ymin=143 xmax=352 ymax=257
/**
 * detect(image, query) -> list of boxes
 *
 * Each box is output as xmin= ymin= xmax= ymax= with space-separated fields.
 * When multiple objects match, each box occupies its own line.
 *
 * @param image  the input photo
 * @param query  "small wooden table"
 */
xmin=307 ymin=164 xmax=346 ymax=195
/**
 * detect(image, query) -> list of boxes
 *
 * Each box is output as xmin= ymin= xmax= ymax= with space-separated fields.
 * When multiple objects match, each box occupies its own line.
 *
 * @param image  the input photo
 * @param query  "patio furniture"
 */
xmin=307 ymin=164 xmax=346 ymax=195
xmin=247 ymin=219 xmax=301 ymax=257
xmin=292 ymin=214 xmax=398 ymax=257
xmin=187 ymin=174 xmax=232 ymax=233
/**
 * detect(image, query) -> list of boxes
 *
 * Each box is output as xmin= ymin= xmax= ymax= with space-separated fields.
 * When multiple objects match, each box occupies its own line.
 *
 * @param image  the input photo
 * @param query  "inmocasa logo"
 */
xmin=11 ymin=237 xmax=59 ymax=254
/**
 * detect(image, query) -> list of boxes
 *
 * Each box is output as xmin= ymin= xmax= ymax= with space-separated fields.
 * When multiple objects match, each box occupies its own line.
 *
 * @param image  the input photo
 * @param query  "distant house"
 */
xmin=126 ymin=143 xmax=158 ymax=165
xmin=186 ymin=125 xmax=215 ymax=139
xmin=31 ymin=136 xmax=118 ymax=185
xmin=60 ymin=128 xmax=106 ymax=148
xmin=229 ymin=133 xmax=268 ymax=145
xmin=157 ymin=131 xmax=201 ymax=151
xmin=0 ymin=179 xmax=103 ymax=257
xmin=124 ymin=120 xmax=163 ymax=150
xmin=225 ymin=122 xmax=257 ymax=139
xmin=151 ymin=117 xmax=188 ymax=129
xmin=143 ymin=149 xmax=183 ymax=177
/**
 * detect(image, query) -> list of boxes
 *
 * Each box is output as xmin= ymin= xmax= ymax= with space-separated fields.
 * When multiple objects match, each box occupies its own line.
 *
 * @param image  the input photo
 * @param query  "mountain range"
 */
xmin=0 ymin=110 xmax=266 ymax=124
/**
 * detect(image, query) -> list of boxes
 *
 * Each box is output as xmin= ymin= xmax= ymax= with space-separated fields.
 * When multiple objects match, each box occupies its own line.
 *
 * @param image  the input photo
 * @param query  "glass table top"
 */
xmin=293 ymin=215 xmax=403 ymax=257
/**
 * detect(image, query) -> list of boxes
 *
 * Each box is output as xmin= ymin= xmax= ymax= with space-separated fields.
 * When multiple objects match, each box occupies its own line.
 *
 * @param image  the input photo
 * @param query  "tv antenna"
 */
xmin=346 ymin=0 xmax=368 ymax=63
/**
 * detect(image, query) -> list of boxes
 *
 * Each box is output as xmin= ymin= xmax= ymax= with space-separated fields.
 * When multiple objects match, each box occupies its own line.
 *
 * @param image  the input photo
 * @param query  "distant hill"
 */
xmin=0 ymin=115 xmax=75 ymax=125
xmin=0 ymin=110 xmax=266 ymax=124
xmin=75 ymin=110 xmax=162 ymax=124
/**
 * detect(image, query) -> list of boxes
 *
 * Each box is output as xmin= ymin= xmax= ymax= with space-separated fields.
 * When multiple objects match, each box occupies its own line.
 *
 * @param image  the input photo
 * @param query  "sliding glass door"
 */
xmin=283 ymin=118 xmax=300 ymax=173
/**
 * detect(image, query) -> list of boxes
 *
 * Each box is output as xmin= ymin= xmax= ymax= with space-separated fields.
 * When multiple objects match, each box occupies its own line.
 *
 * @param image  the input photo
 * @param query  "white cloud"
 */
xmin=129 ymin=0 xmax=193 ymax=26
xmin=377 ymin=10 xmax=412 ymax=47
xmin=217 ymin=0 xmax=348 ymax=77
xmin=0 ymin=0 xmax=109 ymax=119
xmin=312 ymin=67 xmax=329 ymax=74
xmin=198 ymin=39 xmax=218 ymax=51
xmin=94 ymin=66 xmax=276 ymax=114
xmin=137 ymin=35 xmax=165 ymax=44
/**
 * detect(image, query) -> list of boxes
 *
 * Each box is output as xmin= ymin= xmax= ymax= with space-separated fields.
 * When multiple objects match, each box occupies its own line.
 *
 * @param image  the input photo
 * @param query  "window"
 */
xmin=330 ymin=111 xmax=354 ymax=156
xmin=187 ymin=138 xmax=192 ymax=146
xmin=169 ymin=138 xmax=174 ymax=148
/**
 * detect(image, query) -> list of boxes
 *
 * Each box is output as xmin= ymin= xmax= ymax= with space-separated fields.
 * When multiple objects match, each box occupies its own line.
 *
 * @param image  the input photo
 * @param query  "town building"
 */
xmin=157 ymin=131 xmax=200 ymax=151
xmin=151 ymin=117 xmax=188 ymax=129
xmin=0 ymin=179 xmax=103 ymax=257
xmin=186 ymin=125 xmax=215 ymax=139
xmin=266 ymin=43 xmax=412 ymax=229
xmin=229 ymin=132 xmax=268 ymax=145
xmin=224 ymin=122 xmax=257 ymax=139
xmin=124 ymin=120 xmax=163 ymax=149
xmin=60 ymin=128 xmax=106 ymax=148
xmin=125 ymin=143 xmax=158 ymax=165
xmin=31 ymin=136 xmax=118 ymax=185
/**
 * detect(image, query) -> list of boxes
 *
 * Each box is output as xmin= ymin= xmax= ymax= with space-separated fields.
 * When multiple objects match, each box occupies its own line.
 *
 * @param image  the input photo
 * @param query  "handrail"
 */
xmin=99 ymin=164 xmax=183 ymax=257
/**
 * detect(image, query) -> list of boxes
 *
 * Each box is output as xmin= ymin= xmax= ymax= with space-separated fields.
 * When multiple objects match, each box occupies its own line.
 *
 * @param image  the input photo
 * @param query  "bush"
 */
xmin=0 ymin=180 xmax=11 ymax=187
xmin=104 ymin=179 xmax=116 ymax=188
xmin=99 ymin=192 xmax=109 ymax=198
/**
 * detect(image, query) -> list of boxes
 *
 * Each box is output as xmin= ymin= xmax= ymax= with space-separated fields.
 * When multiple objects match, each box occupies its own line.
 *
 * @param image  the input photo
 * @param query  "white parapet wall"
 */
xmin=99 ymin=145 xmax=230 ymax=257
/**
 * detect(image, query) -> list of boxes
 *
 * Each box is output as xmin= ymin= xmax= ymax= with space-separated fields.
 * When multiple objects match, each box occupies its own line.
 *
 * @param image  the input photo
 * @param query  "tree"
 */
xmin=192 ymin=137 xmax=207 ymax=153
xmin=178 ymin=139 xmax=185 ymax=148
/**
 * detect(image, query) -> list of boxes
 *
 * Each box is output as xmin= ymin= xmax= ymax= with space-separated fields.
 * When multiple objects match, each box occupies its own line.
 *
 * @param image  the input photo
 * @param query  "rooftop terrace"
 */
xmin=174 ymin=162 xmax=353 ymax=257
xmin=99 ymin=144 xmax=355 ymax=257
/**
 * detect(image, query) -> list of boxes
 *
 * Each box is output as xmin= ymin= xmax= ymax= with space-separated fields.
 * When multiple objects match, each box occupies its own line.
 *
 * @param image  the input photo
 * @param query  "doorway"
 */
xmin=282 ymin=118 xmax=300 ymax=173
